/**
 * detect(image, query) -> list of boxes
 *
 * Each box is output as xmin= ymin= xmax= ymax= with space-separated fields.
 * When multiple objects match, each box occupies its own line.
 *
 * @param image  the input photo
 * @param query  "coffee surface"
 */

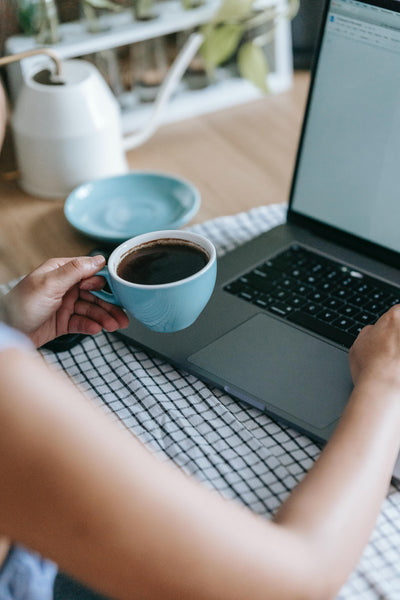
xmin=117 ymin=239 xmax=209 ymax=285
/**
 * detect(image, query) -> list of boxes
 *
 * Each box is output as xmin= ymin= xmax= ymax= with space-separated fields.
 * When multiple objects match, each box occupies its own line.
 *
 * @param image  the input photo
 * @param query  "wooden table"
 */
xmin=0 ymin=71 xmax=309 ymax=284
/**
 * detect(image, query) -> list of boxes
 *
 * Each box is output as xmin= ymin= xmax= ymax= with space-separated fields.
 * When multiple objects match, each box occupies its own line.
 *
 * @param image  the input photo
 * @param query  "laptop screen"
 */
xmin=290 ymin=0 xmax=400 ymax=255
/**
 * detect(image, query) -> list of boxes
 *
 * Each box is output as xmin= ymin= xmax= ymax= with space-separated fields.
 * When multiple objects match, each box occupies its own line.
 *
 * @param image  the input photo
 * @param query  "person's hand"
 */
xmin=349 ymin=305 xmax=400 ymax=388
xmin=1 ymin=256 xmax=129 ymax=348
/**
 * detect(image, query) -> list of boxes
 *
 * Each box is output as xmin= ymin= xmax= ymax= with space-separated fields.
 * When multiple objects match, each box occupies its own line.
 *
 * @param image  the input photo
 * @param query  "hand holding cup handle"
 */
xmin=91 ymin=230 xmax=217 ymax=333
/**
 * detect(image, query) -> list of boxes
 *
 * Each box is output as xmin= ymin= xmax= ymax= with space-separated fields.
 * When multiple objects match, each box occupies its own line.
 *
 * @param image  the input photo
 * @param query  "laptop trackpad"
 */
xmin=189 ymin=314 xmax=353 ymax=430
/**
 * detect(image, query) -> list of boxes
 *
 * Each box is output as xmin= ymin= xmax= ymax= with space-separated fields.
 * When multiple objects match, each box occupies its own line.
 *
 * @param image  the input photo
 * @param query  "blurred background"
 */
xmin=0 ymin=0 xmax=325 ymax=106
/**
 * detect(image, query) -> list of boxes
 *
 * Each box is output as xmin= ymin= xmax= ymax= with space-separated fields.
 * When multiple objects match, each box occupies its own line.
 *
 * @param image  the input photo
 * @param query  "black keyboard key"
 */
xmin=308 ymin=290 xmax=329 ymax=303
xmin=236 ymin=276 xmax=254 ymax=290
xmin=340 ymin=276 xmax=358 ymax=288
xmin=319 ymin=281 xmax=336 ymax=292
xmin=268 ymin=254 xmax=292 ymax=270
xmin=257 ymin=262 xmax=281 ymax=278
xmin=370 ymin=289 xmax=387 ymax=301
xmin=253 ymin=268 xmax=267 ymax=277
xmin=338 ymin=304 xmax=360 ymax=318
xmin=387 ymin=296 xmax=400 ymax=307
xmin=292 ymin=283 xmax=313 ymax=296
xmin=311 ymin=263 xmax=325 ymax=274
xmin=238 ymin=289 xmax=258 ymax=302
xmin=357 ymin=311 xmax=376 ymax=325
xmin=332 ymin=316 xmax=354 ymax=330
xmin=296 ymin=256 xmax=313 ymax=268
xmin=290 ymin=295 xmax=307 ymax=309
xmin=272 ymin=288 xmax=290 ymax=301
xmin=305 ymin=274 xmax=320 ymax=285
xmin=254 ymin=295 xmax=271 ymax=308
xmin=365 ymin=300 xmax=384 ymax=314
xmin=324 ymin=297 xmax=345 ymax=310
xmin=287 ymin=311 xmax=355 ymax=348
xmin=225 ymin=281 xmax=245 ymax=295
xmin=303 ymin=302 xmax=320 ymax=315
xmin=289 ymin=267 xmax=304 ymax=278
xmin=355 ymin=282 xmax=373 ymax=294
xmin=348 ymin=323 xmax=365 ymax=337
xmin=326 ymin=269 xmax=340 ymax=280
xmin=318 ymin=309 xmax=339 ymax=323
xmin=280 ymin=277 xmax=297 ymax=289
xmin=348 ymin=294 xmax=366 ymax=306
xmin=245 ymin=272 xmax=275 ymax=294
xmin=333 ymin=287 xmax=350 ymax=299
xmin=267 ymin=302 xmax=293 ymax=317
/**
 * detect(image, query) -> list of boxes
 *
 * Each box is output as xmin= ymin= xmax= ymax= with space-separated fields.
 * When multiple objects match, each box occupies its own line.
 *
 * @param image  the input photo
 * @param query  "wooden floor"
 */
xmin=0 ymin=71 xmax=310 ymax=283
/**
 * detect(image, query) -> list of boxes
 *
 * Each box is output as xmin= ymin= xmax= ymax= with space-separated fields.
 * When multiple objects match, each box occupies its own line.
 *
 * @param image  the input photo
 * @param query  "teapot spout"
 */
xmin=122 ymin=31 xmax=204 ymax=152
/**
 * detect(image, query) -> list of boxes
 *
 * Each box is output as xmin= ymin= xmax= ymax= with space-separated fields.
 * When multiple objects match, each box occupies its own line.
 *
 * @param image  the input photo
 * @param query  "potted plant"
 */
xmin=186 ymin=0 xmax=299 ymax=92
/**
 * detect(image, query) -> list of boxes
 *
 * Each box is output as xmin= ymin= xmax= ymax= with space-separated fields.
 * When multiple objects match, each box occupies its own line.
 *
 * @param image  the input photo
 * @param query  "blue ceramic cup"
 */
xmin=92 ymin=230 xmax=217 ymax=333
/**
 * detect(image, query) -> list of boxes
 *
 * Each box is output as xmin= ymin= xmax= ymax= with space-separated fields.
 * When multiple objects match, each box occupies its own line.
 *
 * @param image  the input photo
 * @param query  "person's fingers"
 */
xmin=29 ymin=257 xmax=80 ymax=275
xmin=68 ymin=314 xmax=103 ymax=336
xmin=79 ymin=290 xmax=129 ymax=328
xmin=74 ymin=300 xmax=120 ymax=331
xmin=74 ymin=299 xmax=128 ymax=331
xmin=44 ymin=286 xmax=79 ymax=340
xmin=43 ymin=256 xmax=106 ymax=298
xmin=79 ymin=275 xmax=107 ymax=291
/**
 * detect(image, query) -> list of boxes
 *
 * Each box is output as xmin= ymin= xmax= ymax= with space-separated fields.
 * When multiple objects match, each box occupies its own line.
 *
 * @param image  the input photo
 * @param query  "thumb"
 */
xmin=47 ymin=256 xmax=106 ymax=296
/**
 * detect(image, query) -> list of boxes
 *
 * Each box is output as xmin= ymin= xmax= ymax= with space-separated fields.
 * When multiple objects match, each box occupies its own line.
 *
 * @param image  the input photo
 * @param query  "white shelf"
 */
xmin=6 ymin=1 xmax=221 ymax=59
xmin=5 ymin=0 xmax=293 ymax=132
xmin=120 ymin=69 xmax=292 ymax=133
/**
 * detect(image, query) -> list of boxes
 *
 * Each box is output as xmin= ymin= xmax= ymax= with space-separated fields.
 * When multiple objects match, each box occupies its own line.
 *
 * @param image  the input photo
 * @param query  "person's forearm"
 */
xmin=1 ymin=349 xmax=399 ymax=600
xmin=274 ymin=376 xmax=400 ymax=595
xmin=0 ymin=349 xmax=316 ymax=600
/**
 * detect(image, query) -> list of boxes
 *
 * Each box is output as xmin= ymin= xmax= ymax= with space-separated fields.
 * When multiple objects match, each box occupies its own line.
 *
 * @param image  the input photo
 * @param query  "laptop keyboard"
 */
xmin=224 ymin=244 xmax=400 ymax=349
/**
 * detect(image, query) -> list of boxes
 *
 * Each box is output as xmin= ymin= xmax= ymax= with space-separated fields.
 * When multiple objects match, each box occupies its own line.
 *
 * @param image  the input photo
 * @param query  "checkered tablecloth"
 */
xmin=6 ymin=204 xmax=400 ymax=598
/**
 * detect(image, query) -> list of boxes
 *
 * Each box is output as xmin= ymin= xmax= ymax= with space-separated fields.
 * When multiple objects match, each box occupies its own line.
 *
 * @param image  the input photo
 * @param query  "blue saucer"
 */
xmin=64 ymin=171 xmax=201 ymax=243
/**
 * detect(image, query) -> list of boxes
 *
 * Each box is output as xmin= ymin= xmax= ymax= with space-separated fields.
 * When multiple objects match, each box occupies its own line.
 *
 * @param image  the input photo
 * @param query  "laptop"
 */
xmin=118 ymin=0 xmax=400 ymax=477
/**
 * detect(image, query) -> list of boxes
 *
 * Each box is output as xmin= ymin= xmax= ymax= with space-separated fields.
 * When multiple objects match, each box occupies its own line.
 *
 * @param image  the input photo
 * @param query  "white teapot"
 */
xmin=0 ymin=34 xmax=202 ymax=198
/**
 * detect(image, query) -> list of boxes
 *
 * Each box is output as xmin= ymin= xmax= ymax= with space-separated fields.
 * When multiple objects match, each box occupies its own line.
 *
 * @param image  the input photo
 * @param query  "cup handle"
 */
xmin=90 ymin=267 xmax=121 ymax=306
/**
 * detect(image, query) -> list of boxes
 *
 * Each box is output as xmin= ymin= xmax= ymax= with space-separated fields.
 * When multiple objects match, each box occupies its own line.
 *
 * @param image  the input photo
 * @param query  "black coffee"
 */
xmin=117 ymin=239 xmax=209 ymax=285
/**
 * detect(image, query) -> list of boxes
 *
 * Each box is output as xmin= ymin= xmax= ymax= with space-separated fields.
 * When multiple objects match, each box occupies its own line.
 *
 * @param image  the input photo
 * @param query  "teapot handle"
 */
xmin=122 ymin=31 xmax=204 ymax=151
xmin=0 ymin=48 xmax=63 ymax=155
xmin=0 ymin=48 xmax=62 ymax=77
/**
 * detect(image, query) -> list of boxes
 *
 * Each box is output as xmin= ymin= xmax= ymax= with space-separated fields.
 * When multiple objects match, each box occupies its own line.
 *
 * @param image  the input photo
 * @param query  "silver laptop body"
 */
xmin=118 ymin=0 xmax=400 ymax=477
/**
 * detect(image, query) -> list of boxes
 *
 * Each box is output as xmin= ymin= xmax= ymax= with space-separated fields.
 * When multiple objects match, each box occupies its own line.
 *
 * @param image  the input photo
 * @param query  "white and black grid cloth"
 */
xmin=9 ymin=204 xmax=400 ymax=598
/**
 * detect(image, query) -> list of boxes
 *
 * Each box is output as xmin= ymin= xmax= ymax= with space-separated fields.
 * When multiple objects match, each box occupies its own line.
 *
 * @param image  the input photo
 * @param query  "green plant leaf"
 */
xmin=237 ymin=40 xmax=269 ymax=92
xmin=84 ymin=0 xmax=122 ymax=11
xmin=213 ymin=0 xmax=254 ymax=24
xmin=200 ymin=23 xmax=244 ymax=71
